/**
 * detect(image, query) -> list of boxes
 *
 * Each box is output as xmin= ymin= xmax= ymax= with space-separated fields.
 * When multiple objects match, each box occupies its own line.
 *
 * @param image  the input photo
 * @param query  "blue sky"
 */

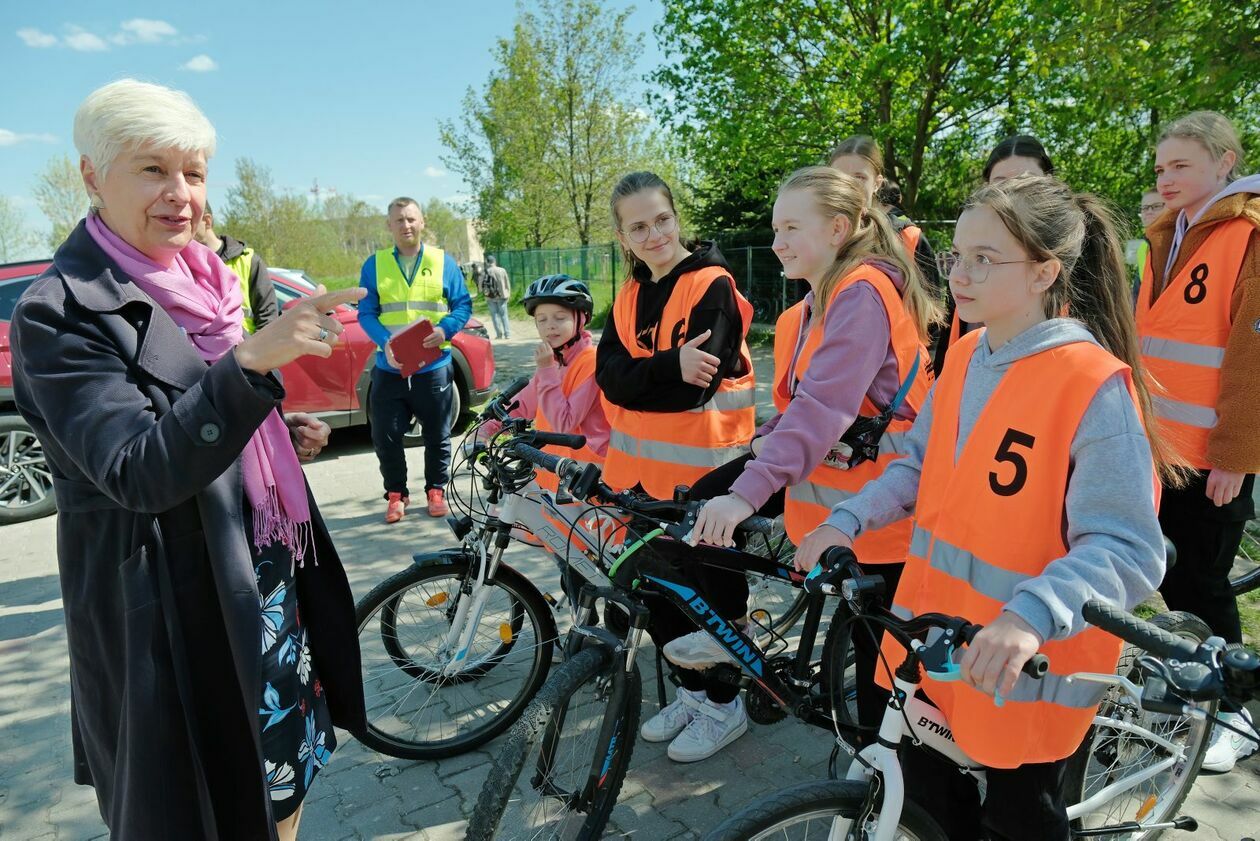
xmin=0 ymin=0 xmax=666 ymax=255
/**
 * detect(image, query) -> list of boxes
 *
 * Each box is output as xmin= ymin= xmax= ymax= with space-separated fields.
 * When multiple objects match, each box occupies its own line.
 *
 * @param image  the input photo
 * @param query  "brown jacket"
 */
xmin=1145 ymin=191 xmax=1260 ymax=473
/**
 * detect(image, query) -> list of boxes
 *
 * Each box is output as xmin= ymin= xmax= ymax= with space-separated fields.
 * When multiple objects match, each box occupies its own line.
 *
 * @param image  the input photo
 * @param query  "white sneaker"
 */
xmin=666 ymin=695 xmax=749 ymax=762
xmin=641 ymin=688 xmax=704 ymax=743
xmin=664 ymin=628 xmax=747 ymax=669
xmin=1202 ymin=709 xmax=1259 ymax=773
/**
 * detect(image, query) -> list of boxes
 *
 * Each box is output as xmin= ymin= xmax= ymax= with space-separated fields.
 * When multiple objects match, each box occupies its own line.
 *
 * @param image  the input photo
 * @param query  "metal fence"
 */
xmin=494 ymin=221 xmax=957 ymax=324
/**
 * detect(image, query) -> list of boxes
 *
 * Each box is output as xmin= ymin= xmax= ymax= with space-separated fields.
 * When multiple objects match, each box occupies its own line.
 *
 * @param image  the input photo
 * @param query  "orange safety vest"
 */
xmin=601 ymin=266 xmax=757 ymax=499
xmin=533 ymin=345 xmax=605 ymax=493
xmin=899 ymin=224 xmax=922 ymax=259
xmin=881 ymin=329 xmax=1140 ymax=768
xmin=1136 ymin=218 xmax=1250 ymax=470
xmin=772 ymin=265 xmax=932 ymax=559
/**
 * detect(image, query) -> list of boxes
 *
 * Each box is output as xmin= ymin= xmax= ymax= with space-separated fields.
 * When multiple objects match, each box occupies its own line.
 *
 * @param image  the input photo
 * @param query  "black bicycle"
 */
xmin=466 ymin=443 xmax=863 ymax=840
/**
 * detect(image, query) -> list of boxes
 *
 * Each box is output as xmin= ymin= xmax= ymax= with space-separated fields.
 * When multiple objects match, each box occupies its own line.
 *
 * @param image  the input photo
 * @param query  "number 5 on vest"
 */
xmin=990 ymin=429 xmax=1036 ymax=497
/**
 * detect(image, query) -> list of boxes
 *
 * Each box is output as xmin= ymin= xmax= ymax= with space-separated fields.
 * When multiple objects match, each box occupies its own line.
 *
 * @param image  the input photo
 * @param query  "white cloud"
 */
xmin=17 ymin=28 xmax=57 ymax=48
xmin=0 ymin=129 xmax=58 ymax=146
xmin=181 ymin=54 xmax=218 ymax=72
xmin=423 ymin=166 xmax=446 ymax=178
xmin=64 ymin=27 xmax=108 ymax=52
xmin=112 ymin=18 xmax=178 ymax=45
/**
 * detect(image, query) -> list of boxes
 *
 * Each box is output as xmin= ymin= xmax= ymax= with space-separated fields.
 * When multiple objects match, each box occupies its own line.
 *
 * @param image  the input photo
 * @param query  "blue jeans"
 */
xmin=369 ymin=364 xmax=453 ymax=496
xmin=487 ymin=299 xmax=511 ymax=339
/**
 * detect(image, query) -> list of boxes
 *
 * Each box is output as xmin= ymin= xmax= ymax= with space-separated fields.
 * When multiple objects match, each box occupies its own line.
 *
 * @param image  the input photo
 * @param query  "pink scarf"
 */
xmin=86 ymin=212 xmax=313 ymax=561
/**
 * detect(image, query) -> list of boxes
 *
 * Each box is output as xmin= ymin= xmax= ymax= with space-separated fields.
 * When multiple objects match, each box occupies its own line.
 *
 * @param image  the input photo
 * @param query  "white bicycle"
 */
xmin=706 ymin=550 xmax=1225 ymax=841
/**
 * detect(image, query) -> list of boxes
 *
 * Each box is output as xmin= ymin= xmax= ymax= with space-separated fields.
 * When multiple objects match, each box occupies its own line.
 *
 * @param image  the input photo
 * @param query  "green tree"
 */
xmin=422 ymin=198 xmax=472 ymax=263
xmin=0 ymin=196 xmax=41 ymax=261
xmin=32 ymin=155 xmax=87 ymax=249
xmin=442 ymin=0 xmax=663 ymax=248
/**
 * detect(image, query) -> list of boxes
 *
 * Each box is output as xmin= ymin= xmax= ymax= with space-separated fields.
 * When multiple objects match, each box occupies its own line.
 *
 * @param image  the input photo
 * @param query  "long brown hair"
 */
xmin=827 ymin=134 xmax=884 ymax=175
xmin=964 ymin=175 xmax=1185 ymax=484
xmin=779 ymin=166 xmax=941 ymax=342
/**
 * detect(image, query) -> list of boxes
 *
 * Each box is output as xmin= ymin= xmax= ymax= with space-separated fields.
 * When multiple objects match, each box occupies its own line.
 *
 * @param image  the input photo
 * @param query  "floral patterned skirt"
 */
xmin=252 ymin=519 xmax=337 ymax=821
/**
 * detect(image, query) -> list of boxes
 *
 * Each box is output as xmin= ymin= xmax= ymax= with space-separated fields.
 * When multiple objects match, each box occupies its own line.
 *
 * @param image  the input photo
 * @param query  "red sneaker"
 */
xmin=384 ymin=492 xmax=408 ymax=524
xmin=426 ymin=488 xmax=449 ymax=517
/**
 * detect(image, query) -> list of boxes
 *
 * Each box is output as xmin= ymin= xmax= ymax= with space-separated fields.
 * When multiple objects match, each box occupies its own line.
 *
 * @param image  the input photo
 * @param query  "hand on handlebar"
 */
xmin=794 ymin=524 xmax=853 ymax=573
xmin=690 ymin=493 xmax=755 ymax=547
xmin=959 ymin=611 xmax=1043 ymax=698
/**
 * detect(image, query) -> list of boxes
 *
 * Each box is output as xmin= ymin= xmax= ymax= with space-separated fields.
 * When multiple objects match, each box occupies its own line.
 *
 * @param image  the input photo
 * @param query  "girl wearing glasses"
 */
xmin=1141 ymin=111 xmax=1260 ymax=773
xmin=796 ymin=174 xmax=1175 ymax=840
xmin=936 ymin=136 xmax=1058 ymax=375
xmin=595 ymin=171 xmax=759 ymax=762
xmin=678 ymin=166 xmax=939 ymax=758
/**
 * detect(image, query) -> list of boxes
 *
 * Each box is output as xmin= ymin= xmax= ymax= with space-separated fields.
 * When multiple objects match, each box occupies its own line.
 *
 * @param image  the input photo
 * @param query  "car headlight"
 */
xmin=463 ymin=324 xmax=490 ymax=340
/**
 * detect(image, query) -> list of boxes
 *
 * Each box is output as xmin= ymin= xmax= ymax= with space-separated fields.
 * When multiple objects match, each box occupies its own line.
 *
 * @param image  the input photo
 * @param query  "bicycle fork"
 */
xmin=440 ymin=500 xmax=521 ymax=677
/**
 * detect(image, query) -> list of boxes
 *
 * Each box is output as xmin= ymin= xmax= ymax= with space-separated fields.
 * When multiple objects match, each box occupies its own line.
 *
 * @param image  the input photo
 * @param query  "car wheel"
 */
xmin=402 ymin=373 xmax=465 ymax=447
xmin=0 ymin=415 xmax=57 ymax=525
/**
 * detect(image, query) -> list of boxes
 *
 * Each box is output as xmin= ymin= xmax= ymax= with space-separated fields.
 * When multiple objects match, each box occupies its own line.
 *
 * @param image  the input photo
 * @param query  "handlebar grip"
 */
xmin=1023 ymin=654 xmax=1049 ymax=678
xmin=737 ymin=514 xmax=775 ymax=536
xmin=530 ymin=431 xmax=588 ymax=451
xmin=820 ymin=545 xmax=858 ymax=572
xmin=1083 ymin=599 xmax=1200 ymax=661
xmin=508 ymin=442 xmax=580 ymax=481
xmin=499 ymin=376 xmax=531 ymax=402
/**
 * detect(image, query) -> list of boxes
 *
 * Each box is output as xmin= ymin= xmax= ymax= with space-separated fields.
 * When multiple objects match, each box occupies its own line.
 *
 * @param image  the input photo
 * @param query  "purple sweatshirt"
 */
xmin=728 ymin=261 xmax=913 ymax=510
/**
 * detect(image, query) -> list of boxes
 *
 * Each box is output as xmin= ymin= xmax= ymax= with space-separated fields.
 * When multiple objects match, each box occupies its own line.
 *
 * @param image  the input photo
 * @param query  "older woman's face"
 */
xmin=84 ymin=144 xmax=207 ymax=264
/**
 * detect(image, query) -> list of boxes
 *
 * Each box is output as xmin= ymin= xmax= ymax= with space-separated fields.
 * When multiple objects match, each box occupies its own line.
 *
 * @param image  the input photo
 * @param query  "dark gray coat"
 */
xmin=10 ymin=222 xmax=366 ymax=840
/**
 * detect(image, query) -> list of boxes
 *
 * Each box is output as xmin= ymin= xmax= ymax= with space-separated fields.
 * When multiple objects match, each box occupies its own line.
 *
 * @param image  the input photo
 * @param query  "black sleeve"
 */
xmin=250 ymin=253 xmax=280 ymax=330
xmin=595 ymin=277 xmax=744 ymax=412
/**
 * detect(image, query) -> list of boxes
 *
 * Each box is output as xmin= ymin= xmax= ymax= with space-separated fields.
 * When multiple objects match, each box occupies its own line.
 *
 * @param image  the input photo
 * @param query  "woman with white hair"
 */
xmin=9 ymin=79 xmax=366 ymax=840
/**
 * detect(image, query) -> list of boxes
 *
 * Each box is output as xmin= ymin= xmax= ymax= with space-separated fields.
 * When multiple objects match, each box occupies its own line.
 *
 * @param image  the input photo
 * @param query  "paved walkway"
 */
xmin=2 ymin=321 xmax=1258 ymax=839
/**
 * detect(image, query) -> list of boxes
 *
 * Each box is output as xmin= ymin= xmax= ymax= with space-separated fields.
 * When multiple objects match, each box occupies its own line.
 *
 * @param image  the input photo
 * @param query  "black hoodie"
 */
xmin=596 ymin=242 xmax=749 ymax=412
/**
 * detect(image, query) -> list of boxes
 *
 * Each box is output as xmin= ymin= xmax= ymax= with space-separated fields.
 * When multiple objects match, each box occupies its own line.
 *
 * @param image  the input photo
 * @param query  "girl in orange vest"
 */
xmin=596 ymin=171 xmax=759 ymax=763
xmin=796 ymin=174 xmax=1176 ymax=840
xmin=684 ymin=166 xmax=939 ymax=749
xmin=935 ymin=135 xmax=1058 ymax=375
xmin=1143 ymin=111 xmax=1260 ymax=772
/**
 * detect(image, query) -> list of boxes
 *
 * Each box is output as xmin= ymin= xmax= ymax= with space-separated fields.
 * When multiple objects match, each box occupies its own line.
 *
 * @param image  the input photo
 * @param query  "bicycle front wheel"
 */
xmin=354 ymin=558 xmax=557 ymax=759
xmin=467 ymin=645 xmax=641 ymax=841
xmin=704 ymin=779 xmax=945 ymax=841
xmin=1064 ymin=610 xmax=1217 ymax=839
xmin=1229 ymin=516 xmax=1260 ymax=595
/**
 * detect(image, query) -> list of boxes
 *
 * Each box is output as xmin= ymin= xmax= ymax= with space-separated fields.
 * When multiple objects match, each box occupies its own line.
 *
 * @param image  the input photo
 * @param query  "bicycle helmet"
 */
xmin=521 ymin=274 xmax=594 ymax=317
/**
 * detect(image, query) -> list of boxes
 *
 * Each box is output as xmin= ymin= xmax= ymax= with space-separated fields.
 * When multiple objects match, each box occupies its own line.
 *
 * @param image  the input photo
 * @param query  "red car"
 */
xmin=0 ymin=261 xmax=495 ymax=524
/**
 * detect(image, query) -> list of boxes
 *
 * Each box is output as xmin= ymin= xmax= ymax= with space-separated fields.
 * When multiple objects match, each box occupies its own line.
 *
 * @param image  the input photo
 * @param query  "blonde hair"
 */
xmin=1159 ymin=111 xmax=1247 ymax=182
xmin=779 ymin=166 xmax=940 ymax=341
xmin=964 ymin=175 xmax=1185 ymax=484
xmin=827 ymin=134 xmax=884 ymax=176
xmin=73 ymin=79 xmax=216 ymax=178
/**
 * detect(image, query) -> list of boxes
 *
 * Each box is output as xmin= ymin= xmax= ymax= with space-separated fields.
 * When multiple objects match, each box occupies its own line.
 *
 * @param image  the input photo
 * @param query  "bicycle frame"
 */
xmin=831 ymin=655 xmax=1195 ymax=841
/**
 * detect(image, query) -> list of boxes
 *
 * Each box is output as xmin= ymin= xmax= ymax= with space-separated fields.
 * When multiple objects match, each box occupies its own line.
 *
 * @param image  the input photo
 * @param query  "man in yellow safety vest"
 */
xmin=194 ymin=202 xmax=278 ymax=333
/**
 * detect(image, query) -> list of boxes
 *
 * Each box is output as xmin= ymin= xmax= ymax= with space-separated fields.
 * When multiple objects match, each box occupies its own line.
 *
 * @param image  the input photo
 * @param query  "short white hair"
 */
xmin=73 ymin=79 xmax=216 ymax=177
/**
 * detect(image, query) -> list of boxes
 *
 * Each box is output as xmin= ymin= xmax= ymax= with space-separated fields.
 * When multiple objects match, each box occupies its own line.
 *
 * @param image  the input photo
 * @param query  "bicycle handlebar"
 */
xmin=529 ymin=431 xmax=588 ymax=451
xmin=507 ymin=442 xmax=584 ymax=484
xmin=481 ymin=376 xmax=532 ymax=421
xmin=1082 ymin=599 xmax=1200 ymax=661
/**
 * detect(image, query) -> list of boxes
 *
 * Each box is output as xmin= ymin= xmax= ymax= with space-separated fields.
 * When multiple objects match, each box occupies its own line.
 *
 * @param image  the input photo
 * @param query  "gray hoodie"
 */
xmin=826 ymin=318 xmax=1165 ymax=643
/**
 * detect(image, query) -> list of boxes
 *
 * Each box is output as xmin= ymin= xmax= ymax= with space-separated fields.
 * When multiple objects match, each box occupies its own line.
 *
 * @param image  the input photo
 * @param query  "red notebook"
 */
xmin=390 ymin=319 xmax=443 ymax=376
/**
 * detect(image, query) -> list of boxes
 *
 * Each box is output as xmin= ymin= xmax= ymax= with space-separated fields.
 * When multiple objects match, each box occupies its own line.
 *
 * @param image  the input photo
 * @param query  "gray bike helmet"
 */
xmin=521 ymin=274 xmax=594 ymax=317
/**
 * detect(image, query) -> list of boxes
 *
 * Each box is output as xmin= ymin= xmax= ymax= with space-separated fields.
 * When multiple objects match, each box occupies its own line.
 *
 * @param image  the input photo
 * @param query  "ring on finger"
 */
xmin=317 ymin=327 xmax=329 ymax=342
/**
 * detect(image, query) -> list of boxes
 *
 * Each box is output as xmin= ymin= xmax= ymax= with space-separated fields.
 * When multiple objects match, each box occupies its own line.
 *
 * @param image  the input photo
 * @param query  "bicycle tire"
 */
xmin=467 ymin=645 xmax=641 ymax=841
xmin=354 ymin=559 xmax=557 ymax=759
xmin=1229 ymin=516 xmax=1260 ymax=595
xmin=1064 ymin=610 xmax=1217 ymax=840
xmin=818 ymin=602 xmax=861 ymax=736
xmin=704 ymin=778 xmax=946 ymax=841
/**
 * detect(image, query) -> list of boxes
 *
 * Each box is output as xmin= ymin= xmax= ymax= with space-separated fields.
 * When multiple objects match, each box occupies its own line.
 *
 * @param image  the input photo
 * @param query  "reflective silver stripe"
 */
xmin=1152 ymin=396 xmax=1218 ymax=429
xmin=380 ymin=301 xmax=448 ymax=314
xmin=241 ymin=306 xmax=253 ymax=317
xmin=787 ymin=481 xmax=854 ymax=511
xmin=880 ymin=430 xmax=909 ymax=456
xmin=607 ymin=429 xmax=748 ymax=468
xmin=686 ymin=389 xmax=758 ymax=413
xmin=890 ymin=603 xmax=913 ymax=621
xmin=1141 ymin=336 xmax=1224 ymax=369
xmin=912 ymin=525 xmax=1031 ymax=603
xmin=1006 ymin=672 xmax=1106 ymax=708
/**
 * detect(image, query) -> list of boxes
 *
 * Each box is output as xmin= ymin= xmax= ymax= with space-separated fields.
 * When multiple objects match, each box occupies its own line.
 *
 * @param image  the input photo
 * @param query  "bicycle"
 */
xmin=1229 ymin=515 xmax=1260 ymax=595
xmin=706 ymin=550 xmax=1233 ymax=841
xmin=466 ymin=445 xmax=866 ymax=841
xmin=353 ymin=377 xmax=801 ymax=760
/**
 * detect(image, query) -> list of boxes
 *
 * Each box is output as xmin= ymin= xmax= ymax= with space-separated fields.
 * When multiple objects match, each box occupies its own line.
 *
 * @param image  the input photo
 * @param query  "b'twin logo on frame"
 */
xmin=918 ymin=716 xmax=955 ymax=742
xmin=643 ymin=576 xmax=763 ymax=676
